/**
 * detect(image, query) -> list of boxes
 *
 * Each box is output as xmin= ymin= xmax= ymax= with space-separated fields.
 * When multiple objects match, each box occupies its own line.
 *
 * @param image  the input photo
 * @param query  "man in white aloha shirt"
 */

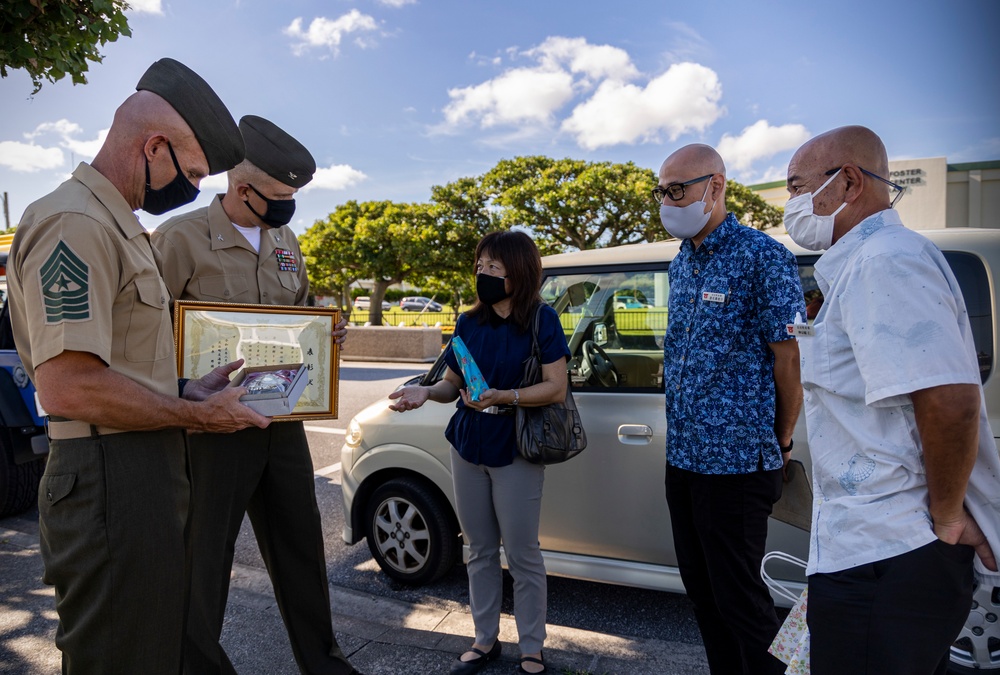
xmin=785 ymin=125 xmax=1000 ymax=675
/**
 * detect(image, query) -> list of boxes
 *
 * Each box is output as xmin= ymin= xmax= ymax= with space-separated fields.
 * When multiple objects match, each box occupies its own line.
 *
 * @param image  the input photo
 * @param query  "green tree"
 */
xmin=300 ymin=200 xmax=363 ymax=310
xmin=300 ymin=200 xmax=437 ymax=325
xmin=724 ymin=179 xmax=784 ymax=231
xmin=483 ymin=156 xmax=659 ymax=255
xmin=423 ymin=176 xmax=500 ymax=317
xmin=1 ymin=0 xmax=132 ymax=94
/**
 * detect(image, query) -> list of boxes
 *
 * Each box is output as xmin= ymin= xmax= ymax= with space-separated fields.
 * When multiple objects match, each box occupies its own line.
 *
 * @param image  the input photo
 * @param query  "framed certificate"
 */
xmin=174 ymin=301 xmax=340 ymax=420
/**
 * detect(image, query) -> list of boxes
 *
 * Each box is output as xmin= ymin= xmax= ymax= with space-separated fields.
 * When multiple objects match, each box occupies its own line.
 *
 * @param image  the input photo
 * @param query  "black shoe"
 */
xmin=449 ymin=641 xmax=501 ymax=675
xmin=515 ymin=653 xmax=546 ymax=674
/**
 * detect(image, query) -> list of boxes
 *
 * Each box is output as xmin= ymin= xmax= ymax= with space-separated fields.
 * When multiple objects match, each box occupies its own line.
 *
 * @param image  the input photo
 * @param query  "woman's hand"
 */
xmin=388 ymin=385 xmax=431 ymax=412
xmin=459 ymin=387 xmax=517 ymax=411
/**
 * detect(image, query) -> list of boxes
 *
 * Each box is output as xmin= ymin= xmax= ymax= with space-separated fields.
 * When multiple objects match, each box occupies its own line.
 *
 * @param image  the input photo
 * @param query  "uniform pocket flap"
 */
xmin=40 ymin=474 xmax=76 ymax=505
xmin=134 ymin=276 xmax=168 ymax=309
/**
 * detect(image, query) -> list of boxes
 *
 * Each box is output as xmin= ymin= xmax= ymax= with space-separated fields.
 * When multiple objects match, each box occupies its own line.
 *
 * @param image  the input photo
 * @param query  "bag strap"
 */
xmin=529 ymin=302 xmax=544 ymax=360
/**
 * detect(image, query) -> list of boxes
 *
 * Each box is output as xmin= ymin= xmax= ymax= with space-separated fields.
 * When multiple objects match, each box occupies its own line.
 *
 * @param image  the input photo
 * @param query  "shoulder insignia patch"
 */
xmin=40 ymin=241 xmax=90 ymax=323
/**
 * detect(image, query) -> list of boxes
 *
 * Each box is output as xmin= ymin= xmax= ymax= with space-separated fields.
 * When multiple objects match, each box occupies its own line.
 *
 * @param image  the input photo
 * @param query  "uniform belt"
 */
xmin=46 ymin=416 xmax=128 ymax=440
xmin=480 ymin=405 xmax=516 ymax=416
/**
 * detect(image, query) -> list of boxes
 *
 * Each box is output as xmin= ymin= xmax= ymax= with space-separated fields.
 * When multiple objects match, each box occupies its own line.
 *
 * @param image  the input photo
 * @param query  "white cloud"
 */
xmin=127 ymin=0 xmax=163 ymax=14
xmin=284 ymin=10 xmax=379 ymax=57
xmin=302 ymin=164 xmax=368 ymax=192
xmin=527 ymin=36 xmax=638 ymax=83
xmin=377 ymin=0 xmax=416 ymax=6
xmin=443 ymin=68 xmax=575 ymax=128
xmin=717 ymin=120 xmax=811 ymax=172
xmin=561 ymin=62 xmax=724 ymax=150
xmin=0 ymin=141 xmax=65 ymax=172
xmin=23 ymin=119 xmax=107 ymax=159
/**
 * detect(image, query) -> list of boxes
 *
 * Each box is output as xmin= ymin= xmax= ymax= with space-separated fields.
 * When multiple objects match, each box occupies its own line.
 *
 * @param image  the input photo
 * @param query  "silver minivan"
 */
xmin=340 ymin=229 xmax=1000 ymax=673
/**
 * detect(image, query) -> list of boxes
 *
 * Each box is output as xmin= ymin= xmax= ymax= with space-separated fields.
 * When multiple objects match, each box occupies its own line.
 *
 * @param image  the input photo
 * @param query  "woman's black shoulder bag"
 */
xmin=515 ymin=303 xmax=587 ymax=464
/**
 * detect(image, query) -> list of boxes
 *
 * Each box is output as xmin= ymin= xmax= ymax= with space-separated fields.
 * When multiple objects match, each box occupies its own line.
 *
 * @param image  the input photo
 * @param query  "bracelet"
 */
xmin=511 ymin=389 xmax=520 ymax=405
xmin=780 ymin=439 xmax=793 ymax=453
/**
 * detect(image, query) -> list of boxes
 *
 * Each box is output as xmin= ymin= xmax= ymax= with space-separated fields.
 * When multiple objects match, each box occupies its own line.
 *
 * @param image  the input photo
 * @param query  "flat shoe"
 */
xmin=516 ymin=654 xmax=546 ymax=673
xmin=449 ymin=641 xmax=501 ymax=675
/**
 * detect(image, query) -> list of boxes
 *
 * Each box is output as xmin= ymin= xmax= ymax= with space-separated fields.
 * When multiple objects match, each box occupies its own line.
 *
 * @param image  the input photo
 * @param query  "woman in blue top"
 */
xmin=389 ymin=230 xmax=570 ymax=675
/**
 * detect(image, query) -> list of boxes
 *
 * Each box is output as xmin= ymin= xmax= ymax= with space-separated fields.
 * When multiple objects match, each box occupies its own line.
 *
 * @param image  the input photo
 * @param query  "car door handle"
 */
xmin=617 ymin=424 xmax=653 ymax=445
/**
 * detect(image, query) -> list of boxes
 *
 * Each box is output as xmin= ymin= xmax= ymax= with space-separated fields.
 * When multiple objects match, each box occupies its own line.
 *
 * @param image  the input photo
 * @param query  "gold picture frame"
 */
xmin=174 ymin=301 xmax=340 ymax=421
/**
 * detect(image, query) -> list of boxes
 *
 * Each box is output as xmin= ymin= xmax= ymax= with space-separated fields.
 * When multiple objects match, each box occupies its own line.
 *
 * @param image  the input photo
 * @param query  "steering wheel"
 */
xmin=581 ymin=340 xmax=620 ymax=387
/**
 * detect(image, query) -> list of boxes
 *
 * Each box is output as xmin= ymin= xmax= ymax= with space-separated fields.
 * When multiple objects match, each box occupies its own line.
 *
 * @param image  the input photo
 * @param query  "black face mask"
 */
xmin=476 ymin=273 xmax=509 ymax=306
xmin=142 ymin=142 xmax=199 ymax=215
xmin=244 ymin=184 xmax=296 ymax=228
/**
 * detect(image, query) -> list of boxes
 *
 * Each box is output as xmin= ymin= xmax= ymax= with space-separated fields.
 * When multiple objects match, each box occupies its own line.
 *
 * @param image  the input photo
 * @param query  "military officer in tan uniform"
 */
xmin=153 ymin=116 xmax=361 ymax=675
xmin=7 ymin=59 xmax=270 ymax=675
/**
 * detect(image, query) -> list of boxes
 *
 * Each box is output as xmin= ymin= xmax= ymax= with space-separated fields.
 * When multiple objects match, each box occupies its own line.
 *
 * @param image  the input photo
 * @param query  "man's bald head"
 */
xmin=787 ymin=126 xmax=894 ymax=244
xmin=107 ymin=91 xmax=204 ymax=158
xmin=660 ymin=143 xmax=727 ymax=182
xmin=791 ymin=125 xmax=888 ymax=180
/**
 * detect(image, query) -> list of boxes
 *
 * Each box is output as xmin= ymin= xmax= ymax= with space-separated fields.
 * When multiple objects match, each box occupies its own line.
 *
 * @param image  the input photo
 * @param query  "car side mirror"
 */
xmin=593 ymin=322 xmax=608 ymax=346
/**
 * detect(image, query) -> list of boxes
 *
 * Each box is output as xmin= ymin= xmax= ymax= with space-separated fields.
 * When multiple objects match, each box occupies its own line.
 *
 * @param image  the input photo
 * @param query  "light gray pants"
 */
xmin=450 ymin=449 xmax=547 ymax=654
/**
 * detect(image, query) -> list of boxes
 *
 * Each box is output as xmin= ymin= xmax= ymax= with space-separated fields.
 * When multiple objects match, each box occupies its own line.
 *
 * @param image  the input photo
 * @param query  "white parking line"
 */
xmin=304 ymin=426 xmax=346 ymax=435
xmin=315 ymin=462 xmax=342 ymax=477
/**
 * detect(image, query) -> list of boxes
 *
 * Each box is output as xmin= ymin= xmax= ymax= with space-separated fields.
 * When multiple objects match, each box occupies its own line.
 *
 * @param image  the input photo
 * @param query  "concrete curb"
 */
xmin=229 ymin=563 xmax=709 ymax=674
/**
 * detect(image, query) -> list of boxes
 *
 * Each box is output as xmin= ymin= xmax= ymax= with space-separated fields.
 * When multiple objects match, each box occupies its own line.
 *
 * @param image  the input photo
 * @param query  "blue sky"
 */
xmin=1 ymin=0 xmax=998 ymax=235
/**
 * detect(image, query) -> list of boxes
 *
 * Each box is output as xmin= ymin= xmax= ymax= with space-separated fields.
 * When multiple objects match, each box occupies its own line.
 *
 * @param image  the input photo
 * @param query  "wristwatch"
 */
xmin=511 ymin=389 xmax=520 ymax=405
xmin=780 ymin=439 xmax=794 ymax=453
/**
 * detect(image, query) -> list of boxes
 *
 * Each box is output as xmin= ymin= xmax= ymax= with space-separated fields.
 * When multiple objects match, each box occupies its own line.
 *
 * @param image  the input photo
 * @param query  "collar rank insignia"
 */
xmin=40 ymin=240 xmax=90 ymax=323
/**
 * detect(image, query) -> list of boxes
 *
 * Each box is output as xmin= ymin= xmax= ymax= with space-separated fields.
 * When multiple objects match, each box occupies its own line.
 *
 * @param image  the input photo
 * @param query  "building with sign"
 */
xmin=749 ymin=159 xmax=1000 ymax=230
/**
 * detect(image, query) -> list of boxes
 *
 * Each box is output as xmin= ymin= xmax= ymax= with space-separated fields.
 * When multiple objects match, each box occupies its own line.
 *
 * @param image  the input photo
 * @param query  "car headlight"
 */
xmin=345 ymin=418 xmax=363 ymax=447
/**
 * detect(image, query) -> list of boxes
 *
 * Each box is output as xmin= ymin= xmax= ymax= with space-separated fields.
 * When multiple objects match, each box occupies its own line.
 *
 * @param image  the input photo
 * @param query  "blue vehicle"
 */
xmin=0 ymin=243 xmax=49 ymax=517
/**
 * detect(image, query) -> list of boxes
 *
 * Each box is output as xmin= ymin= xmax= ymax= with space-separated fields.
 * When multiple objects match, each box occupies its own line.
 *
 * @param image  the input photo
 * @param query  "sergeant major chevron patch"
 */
xmin=40 ymin=241 xmax=90 ymax=323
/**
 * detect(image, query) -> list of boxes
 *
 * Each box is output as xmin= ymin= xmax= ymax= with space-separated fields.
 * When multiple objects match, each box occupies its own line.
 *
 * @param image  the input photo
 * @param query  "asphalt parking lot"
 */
xmin=0 ymin=361 xmax=712 ymax=674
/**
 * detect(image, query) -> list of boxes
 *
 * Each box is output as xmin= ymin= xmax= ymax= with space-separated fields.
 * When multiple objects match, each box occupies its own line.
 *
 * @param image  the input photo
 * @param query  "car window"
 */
xmin=796 ymin=251 xmax=993 ymax=384
xmin=541 ymin=265 xmax=669 ymax=392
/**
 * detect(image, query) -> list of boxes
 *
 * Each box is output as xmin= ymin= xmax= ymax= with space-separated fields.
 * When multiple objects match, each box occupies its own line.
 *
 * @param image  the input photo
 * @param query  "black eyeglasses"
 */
xmin=652 ymin=173 xmax=714 ymax=203
xmin=824 ymin=166 xmax=906 ymax=208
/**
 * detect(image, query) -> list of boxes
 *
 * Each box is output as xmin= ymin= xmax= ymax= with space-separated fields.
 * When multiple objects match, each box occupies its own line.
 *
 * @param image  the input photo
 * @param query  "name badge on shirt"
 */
xmin=786 ymin=312 xmax=815 ymax=337
xmin=702 ymin=291 xmax=726 ymax=304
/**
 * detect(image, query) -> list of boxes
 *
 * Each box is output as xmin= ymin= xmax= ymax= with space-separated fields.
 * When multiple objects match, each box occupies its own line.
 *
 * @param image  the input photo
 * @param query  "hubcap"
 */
xmin=372 ymin=496 xmax=431 ymax=574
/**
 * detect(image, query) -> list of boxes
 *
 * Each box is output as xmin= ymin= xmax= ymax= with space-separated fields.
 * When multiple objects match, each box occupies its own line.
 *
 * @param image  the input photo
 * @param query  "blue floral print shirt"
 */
xmin=664 ymin=213 xmax=805 ymax=474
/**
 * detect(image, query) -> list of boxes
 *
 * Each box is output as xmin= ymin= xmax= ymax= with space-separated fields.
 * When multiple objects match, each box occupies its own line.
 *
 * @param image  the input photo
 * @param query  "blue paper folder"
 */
xmin=451 ymin=336 xmax=489 ymax=401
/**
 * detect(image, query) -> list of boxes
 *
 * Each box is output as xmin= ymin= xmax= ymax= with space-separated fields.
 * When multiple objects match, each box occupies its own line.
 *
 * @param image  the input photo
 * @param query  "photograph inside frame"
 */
xmin=174 ymin=301 xmax=340 ymax=419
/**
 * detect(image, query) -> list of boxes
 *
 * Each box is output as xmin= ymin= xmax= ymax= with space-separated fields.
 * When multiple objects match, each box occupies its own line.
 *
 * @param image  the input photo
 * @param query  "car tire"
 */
xmin=0 ymin=435 xmax=44 ymax=518
xmin=364 ymin=477 xmax=459 ymax=585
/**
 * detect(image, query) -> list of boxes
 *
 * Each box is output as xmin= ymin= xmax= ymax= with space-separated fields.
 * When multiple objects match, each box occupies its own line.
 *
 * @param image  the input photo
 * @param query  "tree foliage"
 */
xmin=0 ymin=0 xmax=132 ymax=94
xmin=483 ymin=156 xmax=659 ymax=256
xmin=724 ymin=179 xmax=784 ymax=231
xmin=300 ymin=200 xmax=437 ymax=324
xmin=301 ymin=156 xmax=784 ymax=310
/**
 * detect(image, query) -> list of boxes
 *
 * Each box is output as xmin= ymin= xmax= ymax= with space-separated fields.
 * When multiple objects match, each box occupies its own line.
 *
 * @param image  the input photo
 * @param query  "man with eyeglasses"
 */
xmin=152 ymin=116 xmax=362 ymax=675
xmin=787 ymin=125 xmax=1000 ymax=674
xmin=657 ymin=144 xmax=804 ymax=675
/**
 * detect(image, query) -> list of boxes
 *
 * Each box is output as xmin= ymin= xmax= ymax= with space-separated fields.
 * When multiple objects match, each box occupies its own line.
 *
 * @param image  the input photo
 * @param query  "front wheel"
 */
xmin=364 ymin=477 xmax=459 ymax=585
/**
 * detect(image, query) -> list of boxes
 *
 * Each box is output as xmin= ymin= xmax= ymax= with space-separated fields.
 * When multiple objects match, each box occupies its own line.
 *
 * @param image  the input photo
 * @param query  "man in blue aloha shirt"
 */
xmin=657 ymin=144 xmax=805 ymax=675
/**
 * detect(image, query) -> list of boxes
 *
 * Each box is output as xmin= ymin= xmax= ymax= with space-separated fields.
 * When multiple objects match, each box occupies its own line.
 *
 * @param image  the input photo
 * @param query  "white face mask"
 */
xmin=783 ymin=169 xmax=847 ymax=251
xmin=659 ymin=179 xmax=716 ymax=240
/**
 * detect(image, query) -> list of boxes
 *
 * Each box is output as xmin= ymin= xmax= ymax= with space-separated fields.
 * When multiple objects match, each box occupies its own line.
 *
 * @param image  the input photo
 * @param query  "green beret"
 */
xmin=239 ymin=115 xmax=316 ymax=189
xmin=136 ymin=58 xmax=245 ymax=175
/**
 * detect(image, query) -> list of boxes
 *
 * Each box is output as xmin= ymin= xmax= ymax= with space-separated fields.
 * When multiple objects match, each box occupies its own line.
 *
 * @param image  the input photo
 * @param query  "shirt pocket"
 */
xmin=277 ymin=272 xmax=301 ymax=295
xmin=197 ymin=274 xmax=250 ymax=302
xmin=125 ymin=275 xmax=173 ymax=362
